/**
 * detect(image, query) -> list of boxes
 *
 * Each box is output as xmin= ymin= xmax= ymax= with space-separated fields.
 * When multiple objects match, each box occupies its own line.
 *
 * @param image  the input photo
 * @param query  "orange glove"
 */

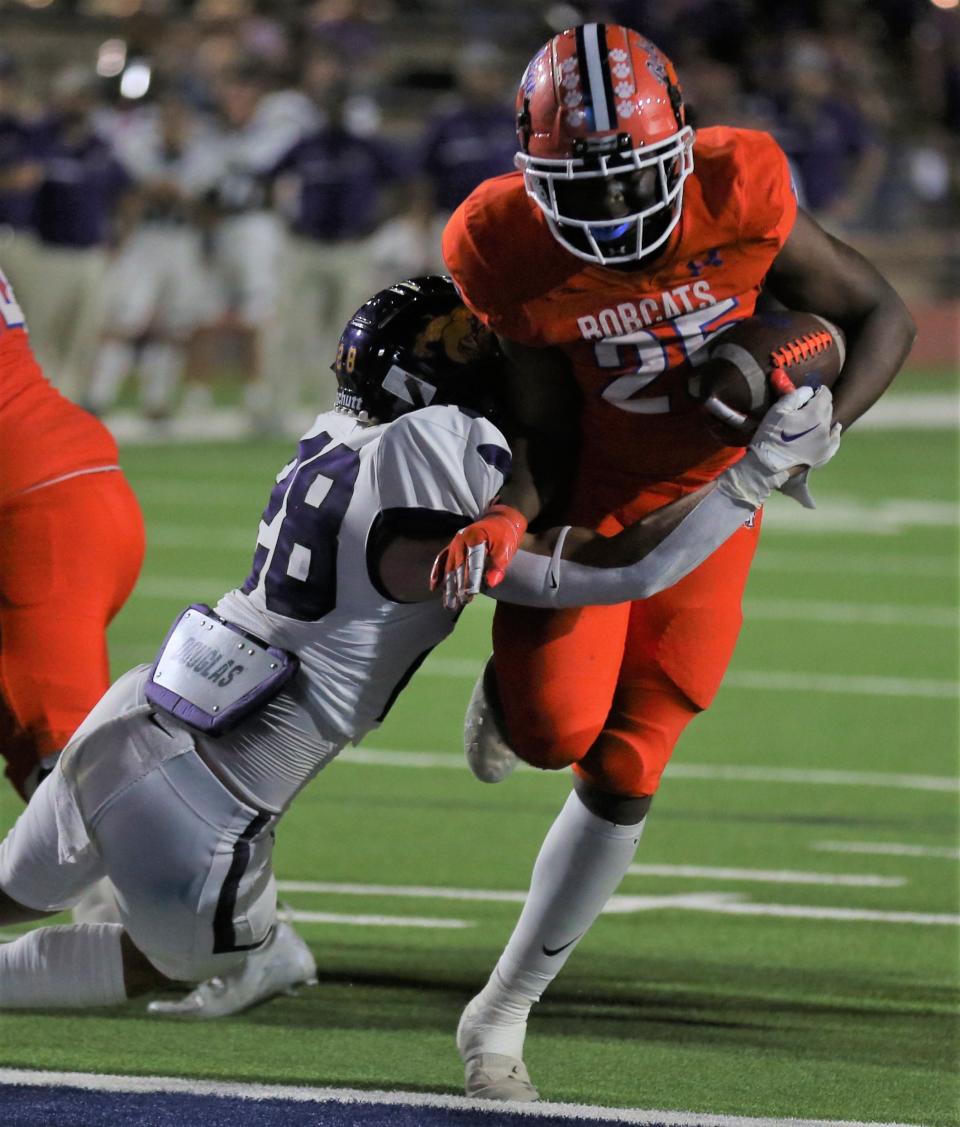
xmin=430 ymin=503 xmax=528 ymax=611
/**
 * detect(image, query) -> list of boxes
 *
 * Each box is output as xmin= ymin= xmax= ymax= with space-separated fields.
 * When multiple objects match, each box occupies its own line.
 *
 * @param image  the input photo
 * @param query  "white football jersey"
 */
xmin=196 ymin=404 xmax=510 ymax=811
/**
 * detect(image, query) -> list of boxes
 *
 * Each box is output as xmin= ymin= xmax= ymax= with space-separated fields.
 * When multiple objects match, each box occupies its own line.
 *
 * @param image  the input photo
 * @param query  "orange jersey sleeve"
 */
xmin=442 ymin=173 xmax=578 ymax=346
xmin=700 ymin=125 xmax=797 ymax=258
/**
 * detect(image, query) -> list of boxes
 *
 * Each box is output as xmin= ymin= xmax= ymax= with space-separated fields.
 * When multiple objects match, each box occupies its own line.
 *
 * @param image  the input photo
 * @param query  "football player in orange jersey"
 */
xmin=0 ymin=264 xmax=145 ymax=812
xmin=437 ymin=25 xmax=917 ymax=1100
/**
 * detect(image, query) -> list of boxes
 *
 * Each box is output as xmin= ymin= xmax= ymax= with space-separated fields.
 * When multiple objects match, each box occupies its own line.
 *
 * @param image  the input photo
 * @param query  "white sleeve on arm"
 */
xmin=490 ymin=487 xmax=757 ymax=608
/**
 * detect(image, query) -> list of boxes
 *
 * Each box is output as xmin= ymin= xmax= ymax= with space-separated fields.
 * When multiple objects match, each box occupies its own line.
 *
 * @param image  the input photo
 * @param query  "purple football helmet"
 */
xmin=332 ymin=276 xmax=501 ymax=423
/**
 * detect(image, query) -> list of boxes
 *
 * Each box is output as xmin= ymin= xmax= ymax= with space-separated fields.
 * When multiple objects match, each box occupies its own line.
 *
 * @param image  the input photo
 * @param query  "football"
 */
xmin=698 ymin=310 xmax=846 ymax=445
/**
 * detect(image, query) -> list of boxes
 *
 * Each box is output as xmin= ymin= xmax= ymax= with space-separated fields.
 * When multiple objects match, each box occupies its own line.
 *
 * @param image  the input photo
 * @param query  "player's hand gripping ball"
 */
xmin=698 ymin=311 xmax=845 ymax=446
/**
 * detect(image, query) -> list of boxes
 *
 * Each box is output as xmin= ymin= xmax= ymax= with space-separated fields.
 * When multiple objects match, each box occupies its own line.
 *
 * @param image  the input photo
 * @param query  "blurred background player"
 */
xmin=268 ymin=45 xmax=405 ymax=416
xmin=86 ymin=92 xmax=223 ymax=421
xmin=183 ymin=59 xmax=314 ymax=426
xmin=26 ymin=64 xmax=132 ymax=402
xmin=0 ymin=50 xmax=45 ymax=322
xmin=366 ymin=40 xmax=519 ymax=290
xmin=438 ymin=24 xmax=916 ymax=1100
xmin=418 ymin=41 xmax=517 ymax=226
xmin=0 ymin=260 xmax=144 ymax=815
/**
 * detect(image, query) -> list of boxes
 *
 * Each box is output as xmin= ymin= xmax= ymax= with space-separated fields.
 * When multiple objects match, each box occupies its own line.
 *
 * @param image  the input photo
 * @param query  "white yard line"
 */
xmin=344 ymin=748 xmax=958 ymax=793
xmin=0 ymin=1069 xmax=926 ymax=1127
xmin=812 ymin=841 xmax=960 ymax=861
xmin=664 ymin=763 xmax=957 ymax=792
xmin=412 ymin=657 xmax=959 ymax=700
xmin=274 ymin=881 xmax=958 ymax=928
xmin=684 ymin=897 xmax=960 ymax=927
xmin=720 ymin=670 xmax=957 ymax=699
xmin=760 ymin=495 xmax=958 ymax=535
xmin=752 ymin=550 xmax=957 ymax=578
xmin=284 ymin=910 xmax=471 ymax=929
xmin=132 ymin=578 xmax=236 ymax=600
xmin=626 ymin=865 xmax=904 ymax=887
xmin=743 ymin=599 xmax=957 ymax=627
xmin=147 ymin=526 xmax=253 ymax=549
xmin=854 ymin=393 xmax=958 ymax=430
xmin=278 ymin=880 xmax=527 ymax=903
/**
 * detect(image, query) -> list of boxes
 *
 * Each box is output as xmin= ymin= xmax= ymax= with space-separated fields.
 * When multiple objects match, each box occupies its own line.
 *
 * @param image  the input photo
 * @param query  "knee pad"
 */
xmin=574 ymin=675 xmax=698 ymax=797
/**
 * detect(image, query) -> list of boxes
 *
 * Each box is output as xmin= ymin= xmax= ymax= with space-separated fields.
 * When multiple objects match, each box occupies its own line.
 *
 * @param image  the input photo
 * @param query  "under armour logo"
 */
xmin=687 ymin=248 xmax=723 ymax=276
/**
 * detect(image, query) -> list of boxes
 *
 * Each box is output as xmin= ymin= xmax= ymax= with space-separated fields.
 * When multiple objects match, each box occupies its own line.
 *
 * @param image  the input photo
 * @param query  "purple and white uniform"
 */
xmin=0 ymin=405 xmax=508 ymax=983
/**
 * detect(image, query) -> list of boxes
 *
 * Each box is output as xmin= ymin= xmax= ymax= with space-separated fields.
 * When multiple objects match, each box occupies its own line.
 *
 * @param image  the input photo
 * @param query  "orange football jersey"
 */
xmin=443 ymin=126 xmax=797 ymax=491
xmin=0 ymin=265 xmax=119 ymax=504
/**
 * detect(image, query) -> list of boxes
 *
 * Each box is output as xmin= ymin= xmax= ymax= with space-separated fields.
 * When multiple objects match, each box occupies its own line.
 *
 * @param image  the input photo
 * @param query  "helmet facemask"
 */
xmin=517 ymin=125 xmax=694 ymax=266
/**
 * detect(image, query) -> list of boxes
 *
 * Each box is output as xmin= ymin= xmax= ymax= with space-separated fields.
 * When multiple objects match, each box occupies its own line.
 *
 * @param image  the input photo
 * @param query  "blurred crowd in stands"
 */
xmin=0 ymin=0 xmax=956 ymax=428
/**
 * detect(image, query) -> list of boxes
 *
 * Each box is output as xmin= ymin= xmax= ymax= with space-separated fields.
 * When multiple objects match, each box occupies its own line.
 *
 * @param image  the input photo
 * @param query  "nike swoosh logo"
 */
xmin=781 ymin=424 xmax=820 ymax=442
xmin=542 ymin=933 xmax=583 ymax=957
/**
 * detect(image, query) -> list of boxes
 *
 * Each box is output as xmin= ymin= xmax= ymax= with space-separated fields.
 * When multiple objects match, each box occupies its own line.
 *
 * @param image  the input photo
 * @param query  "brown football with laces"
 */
xmin=698 ymin=311 xmax=846 ymax=446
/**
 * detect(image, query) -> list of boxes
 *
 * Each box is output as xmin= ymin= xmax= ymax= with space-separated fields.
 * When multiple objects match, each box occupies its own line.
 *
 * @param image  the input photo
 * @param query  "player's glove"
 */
xmin=718 ymin=385 xmax=842 ymax=509
xmin=430 ymin=503 xmax=528 ymax=612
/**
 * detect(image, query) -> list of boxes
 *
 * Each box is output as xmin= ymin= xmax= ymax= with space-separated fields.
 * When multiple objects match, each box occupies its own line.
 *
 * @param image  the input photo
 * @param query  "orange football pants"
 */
xmin=493 ymin=481 xmax=761 ymax=798
xmin=0 ymin=470 xmax=145 ymax=800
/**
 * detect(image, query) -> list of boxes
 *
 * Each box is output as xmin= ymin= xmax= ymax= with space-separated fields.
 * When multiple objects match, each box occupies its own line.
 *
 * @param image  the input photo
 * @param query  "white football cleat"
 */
xmin=457 ymin=993 xmax=538 ymax=1102
xmin=146 ymin=922 xmax=317 ymax=1019
xmin=72 ymin=877 xmax=122 ymax=925
xmin=464 ymin=659 xmax=518 ymax=783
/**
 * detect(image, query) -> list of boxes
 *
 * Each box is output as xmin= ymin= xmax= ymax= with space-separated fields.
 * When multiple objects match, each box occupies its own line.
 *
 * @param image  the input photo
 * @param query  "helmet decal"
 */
xmin=413 ymin=306 xmax=492 ymax=366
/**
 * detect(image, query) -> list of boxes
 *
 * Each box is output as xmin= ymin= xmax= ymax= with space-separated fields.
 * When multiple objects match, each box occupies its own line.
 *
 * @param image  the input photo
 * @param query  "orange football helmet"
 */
xmin=515 ymin=23 xmax=694 ymax=266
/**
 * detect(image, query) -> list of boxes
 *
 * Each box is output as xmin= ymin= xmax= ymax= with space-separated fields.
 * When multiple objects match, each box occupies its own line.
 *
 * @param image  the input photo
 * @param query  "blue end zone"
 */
xmin=0 ymin=1084 xmax=679 ymax=1127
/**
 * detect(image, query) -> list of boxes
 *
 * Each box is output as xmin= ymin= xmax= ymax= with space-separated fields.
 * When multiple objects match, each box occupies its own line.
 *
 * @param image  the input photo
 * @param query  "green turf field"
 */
xmin=1 ymin=385 xmax=957 ymax=1125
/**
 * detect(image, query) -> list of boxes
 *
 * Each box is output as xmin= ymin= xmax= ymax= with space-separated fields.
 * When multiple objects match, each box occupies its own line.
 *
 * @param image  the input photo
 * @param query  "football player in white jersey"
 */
xmin=0 ymin=278 xmax=838 ymax=1018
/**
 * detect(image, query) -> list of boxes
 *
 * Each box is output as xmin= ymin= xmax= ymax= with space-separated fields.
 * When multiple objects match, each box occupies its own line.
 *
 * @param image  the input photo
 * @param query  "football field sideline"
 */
xmin=0 ymin=1070 xmax=928 ymax=1127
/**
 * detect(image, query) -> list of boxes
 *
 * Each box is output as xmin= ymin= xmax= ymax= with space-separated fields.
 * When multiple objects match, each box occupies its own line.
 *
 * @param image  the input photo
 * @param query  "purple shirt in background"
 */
xmin=773 ymin=98 xmax=871 ymax=212
xmin=0 ymin=114 xmax=42 ymax=230
xmin=272 ymin=127 xmax=403 ymax=243
xmin=31 ymin=122 xmax=130 ymax=249
xmin=420 ymin=102 xmax=517 ymax=213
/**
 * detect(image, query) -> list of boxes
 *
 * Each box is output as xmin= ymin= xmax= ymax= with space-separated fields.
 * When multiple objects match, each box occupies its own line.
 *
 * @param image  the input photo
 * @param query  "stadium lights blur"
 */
xmin=21 ymin=0 xmax=56 ymax=8
xmin=929 ymin=0 xmax=958 ymax=8
xmin=96 ymin=40 xmax=127 ymax=79
xmin=119 ymin=61 xmax=151 ymax=100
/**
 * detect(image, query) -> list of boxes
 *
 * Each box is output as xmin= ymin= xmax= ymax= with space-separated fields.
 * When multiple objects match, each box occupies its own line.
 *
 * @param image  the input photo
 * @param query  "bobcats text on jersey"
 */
xmin=576 ymin=279 xmax=718 ymax=339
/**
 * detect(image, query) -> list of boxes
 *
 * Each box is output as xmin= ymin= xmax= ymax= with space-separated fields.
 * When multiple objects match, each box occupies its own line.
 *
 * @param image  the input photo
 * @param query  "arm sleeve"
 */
xmin=490 ymin=487 xmax=757 ymax=608
xmin=375 ymin=408 xmax=511 ymax=521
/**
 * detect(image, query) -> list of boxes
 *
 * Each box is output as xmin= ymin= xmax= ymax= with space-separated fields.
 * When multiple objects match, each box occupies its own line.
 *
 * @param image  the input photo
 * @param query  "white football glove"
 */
xmin=718 ymin=386 xmax=842 ymax=509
